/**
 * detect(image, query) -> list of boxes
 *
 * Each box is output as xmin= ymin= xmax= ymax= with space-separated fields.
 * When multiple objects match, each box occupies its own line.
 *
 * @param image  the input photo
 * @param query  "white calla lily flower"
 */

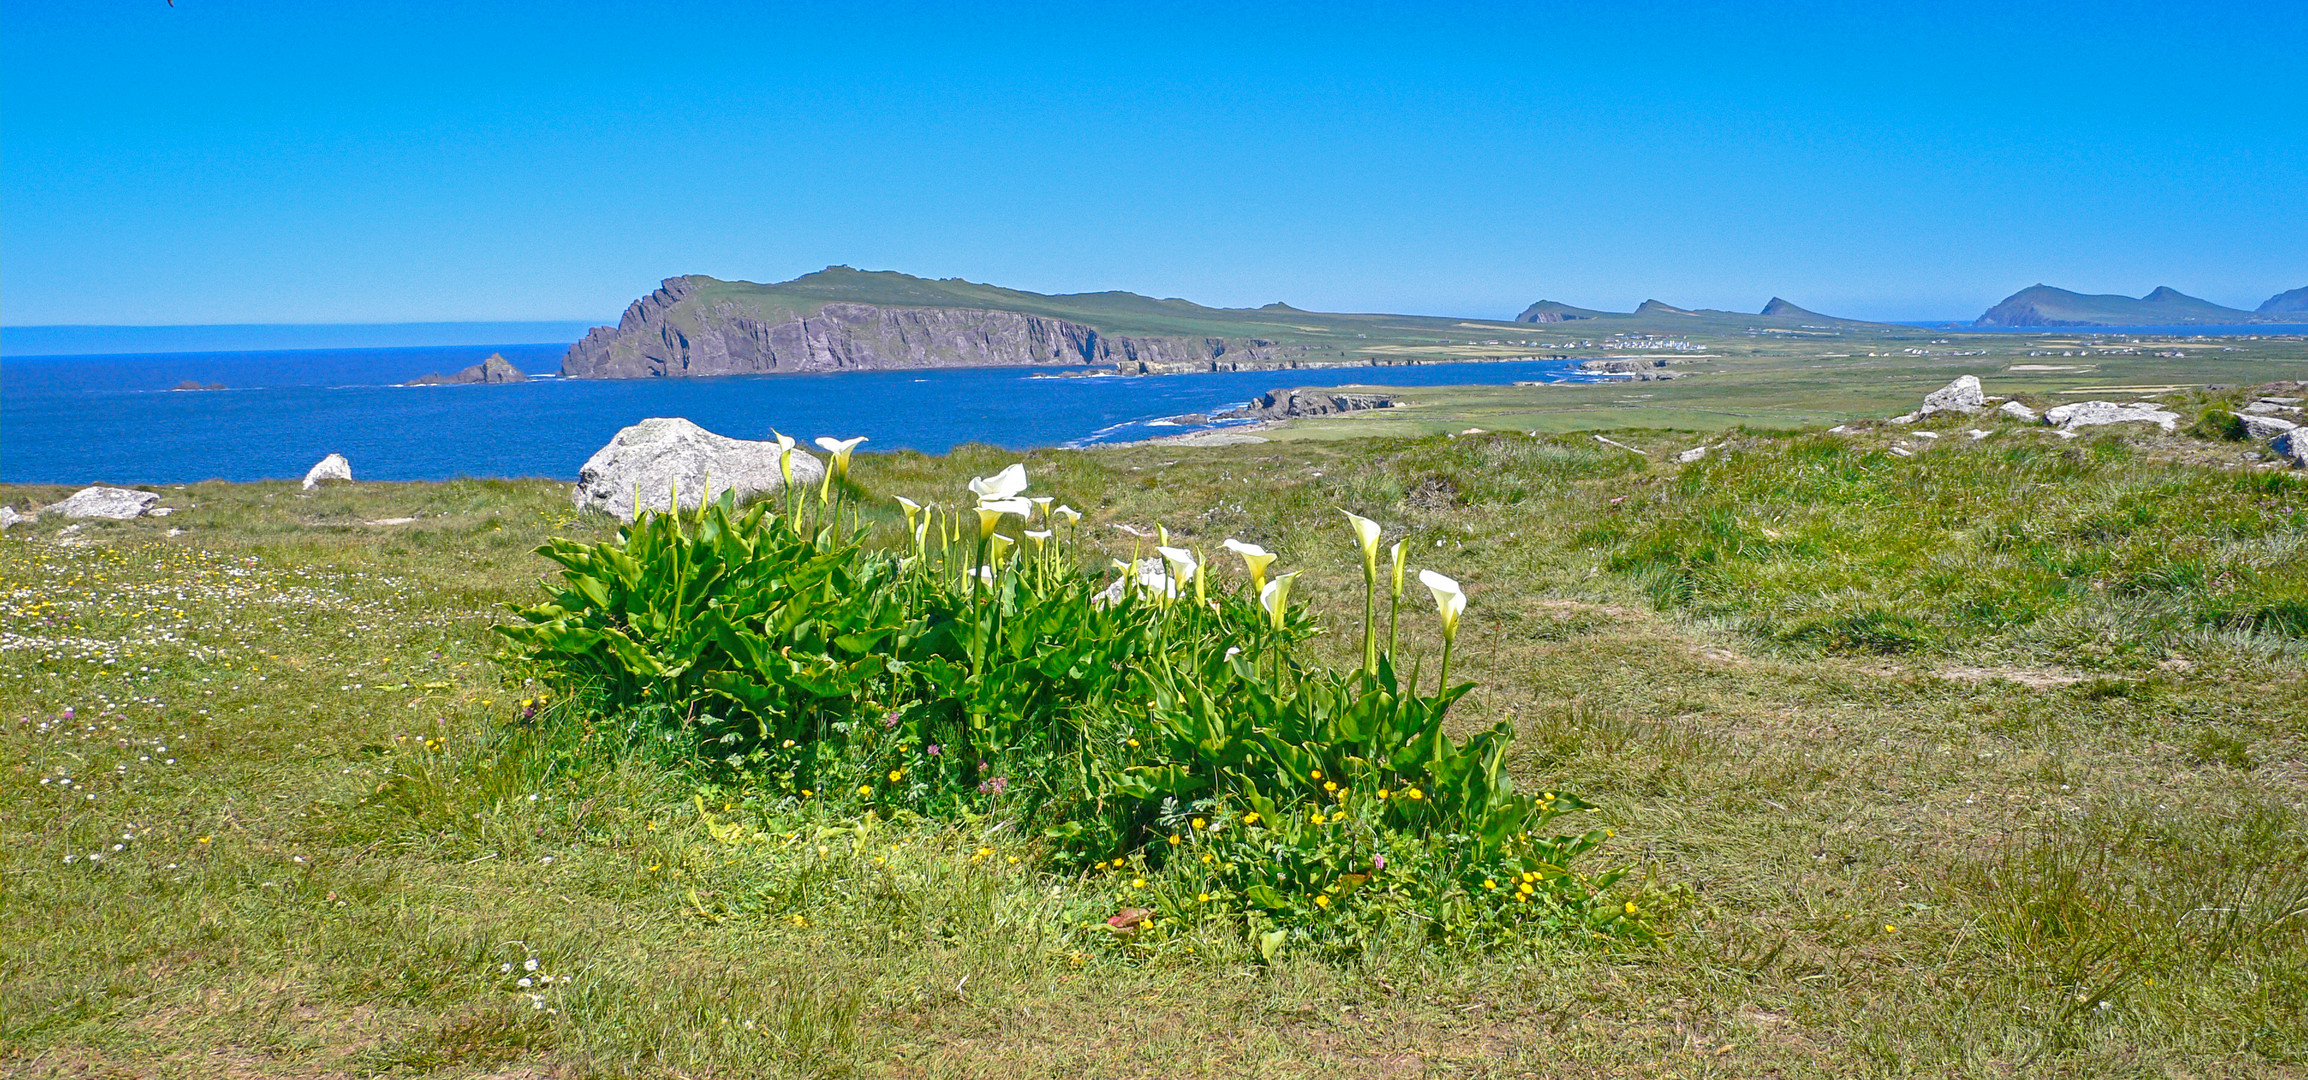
xmin=1342 ymin=511 xmax=1382 ymax=568
xmin=1418 ymin=569 xmax=1466 ymax=641
xmin=1259 ymin=571 xmax=1301 ymax=631
xmin=1156 ymin=545 xmax=1198 ymax=586
xmin=814 ymin=436 xmax=867 ymax=480
xmin=968 ymin=463 xmax=1030 ymax=503
xmin=1221 ymin=539 xmax=1276 ymax=593
xmin=1052 ymin=505 xmax=1083 ymax=524
xmin=771 ymin=430 xmax=798 ymax=486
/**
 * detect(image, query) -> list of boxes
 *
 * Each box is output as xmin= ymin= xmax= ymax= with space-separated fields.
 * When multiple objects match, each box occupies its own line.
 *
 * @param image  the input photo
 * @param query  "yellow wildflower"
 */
xmin=1314 ymin=894 xmax=1330 ymax=908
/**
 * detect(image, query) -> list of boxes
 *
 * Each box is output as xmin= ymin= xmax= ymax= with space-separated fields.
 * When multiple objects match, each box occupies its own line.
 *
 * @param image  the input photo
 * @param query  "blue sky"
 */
xmin=4 ymin=0 xmax=2303 ymax=327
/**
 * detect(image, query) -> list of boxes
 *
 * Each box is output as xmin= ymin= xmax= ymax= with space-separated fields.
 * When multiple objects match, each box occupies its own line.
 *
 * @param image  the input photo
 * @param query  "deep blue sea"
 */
xmin=1 ymin=344 xmax=1611 ymax=484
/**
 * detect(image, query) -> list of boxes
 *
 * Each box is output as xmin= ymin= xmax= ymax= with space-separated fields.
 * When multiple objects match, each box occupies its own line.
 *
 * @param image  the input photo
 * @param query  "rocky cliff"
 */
xmin=561 ymin=276 xmax=1314 ymax=378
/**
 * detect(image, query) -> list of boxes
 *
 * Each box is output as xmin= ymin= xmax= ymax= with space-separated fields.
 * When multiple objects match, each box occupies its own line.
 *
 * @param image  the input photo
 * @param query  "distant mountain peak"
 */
xmin=1760 ymin=297 xmax=1812 ymax=317
xmin=1974 ymin=283 xmax=2255 ymax=327
xmin=1634 ymin=299 xmax=1695 ymax=316
xmin=1258 ymin=301 xmax=1302 ymax=312
xmin=2259 ymin=285 xmax=2308 ymax=314
xmin=1513 ymin=299 xmax=1605 ymax=323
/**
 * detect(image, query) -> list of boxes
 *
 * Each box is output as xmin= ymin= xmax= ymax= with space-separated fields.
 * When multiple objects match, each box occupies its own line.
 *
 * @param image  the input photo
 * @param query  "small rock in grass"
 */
xmin=2272 ymin=429 xmax=2308 ymax=469
xmin=1913 ymin=431 xmax=1940 ymax=440
xmin=1889 ymin=445 xmax=1916 ymax=457
xmin=302 ymin=453 xmax=353 ymax=490
xmin=49 ymin=486 xmax=160 ymax=519
xmin=2239 ymin=413 xmax=2298 ymax=441
xmin=0 ymin=506 xmax=29 ymax=530
xmin=1919 ymin=375 xmax=1988 ymax=415
xmin=2042 ymin=400 xmax=2180 ymax=433
xmin=1093 ymin=558 xmax=1177 ymax=607
xmin=1674 ymin=444 xmax=1716 ymax=464
xmin=1997 ymin=401 xmax=2039 ymax=422
xmin=1967 ymin=429 xmax=1992 ymax=440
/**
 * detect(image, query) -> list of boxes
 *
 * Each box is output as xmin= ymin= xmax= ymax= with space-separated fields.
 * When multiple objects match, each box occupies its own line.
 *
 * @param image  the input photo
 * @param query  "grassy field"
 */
xmin=1271 ymin=338 xmax=2308 ymax=438
xmin=3 ymin=401 xmax=2305 ymax=1077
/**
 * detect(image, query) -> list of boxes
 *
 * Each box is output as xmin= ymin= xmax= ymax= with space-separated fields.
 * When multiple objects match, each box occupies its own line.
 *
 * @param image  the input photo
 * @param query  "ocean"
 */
xmin=2 ymin=345 xmax=1612 ymax=485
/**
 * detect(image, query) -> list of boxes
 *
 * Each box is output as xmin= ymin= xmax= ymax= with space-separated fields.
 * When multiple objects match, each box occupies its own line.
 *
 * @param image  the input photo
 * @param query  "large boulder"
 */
xmin=1919 ymin=376 xmax=1988 ymax=415
xmin=572 ymin=417 xmax=825 ymax=521
xmin=302 ymin=453 xmax=353 ymax=489
xmin=50 ymin=486 xmax=159 ymax=519
xmin=2042 ymin=400 xmax=2180 ymax=433
xmin=0 ymin=506 xmax=29 ymax=531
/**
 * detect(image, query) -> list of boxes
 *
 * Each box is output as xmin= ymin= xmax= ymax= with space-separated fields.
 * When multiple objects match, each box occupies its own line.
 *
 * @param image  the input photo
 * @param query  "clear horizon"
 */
xmin=5 ymin=1 xmax=2303 ymax=327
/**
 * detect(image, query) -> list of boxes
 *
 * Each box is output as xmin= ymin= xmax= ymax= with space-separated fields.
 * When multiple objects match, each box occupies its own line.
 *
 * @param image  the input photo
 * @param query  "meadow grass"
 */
xmin=2 ymin=418 xmax=2303 ymax=1078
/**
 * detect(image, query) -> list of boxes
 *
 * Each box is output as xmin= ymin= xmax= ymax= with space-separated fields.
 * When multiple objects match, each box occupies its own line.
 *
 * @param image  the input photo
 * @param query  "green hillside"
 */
xmin=1975 ymin=284 xmax=2257 ymax=327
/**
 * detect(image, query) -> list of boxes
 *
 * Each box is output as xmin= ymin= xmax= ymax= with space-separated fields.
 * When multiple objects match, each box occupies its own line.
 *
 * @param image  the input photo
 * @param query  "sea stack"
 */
xmin=404 ymin=353 xmax=530 ymax=386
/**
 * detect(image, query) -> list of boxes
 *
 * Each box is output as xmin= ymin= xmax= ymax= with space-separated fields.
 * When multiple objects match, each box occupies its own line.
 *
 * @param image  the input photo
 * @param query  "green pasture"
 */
xmin=2 ymin=406 xmax=2304 ymax=1077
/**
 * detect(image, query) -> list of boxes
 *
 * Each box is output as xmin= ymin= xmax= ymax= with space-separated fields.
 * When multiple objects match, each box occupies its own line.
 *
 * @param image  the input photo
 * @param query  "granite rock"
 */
xmin=2042 ymin=401 xmax=2180 ymax=432
xmin=1920 ymin=375 xmax=1988 ymax=415
xmin=303 ymin=453 xmax=353 ymax=490
xmin=50 ymin=486 xmax=160 ymax=519
xmin=2239 ymin=413 xmax=2299 ymax=441
xmin=2272 ymin=429 xmax=2308 ymax=469
xmin=571 ymin=417 xmax=824 ymax=521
